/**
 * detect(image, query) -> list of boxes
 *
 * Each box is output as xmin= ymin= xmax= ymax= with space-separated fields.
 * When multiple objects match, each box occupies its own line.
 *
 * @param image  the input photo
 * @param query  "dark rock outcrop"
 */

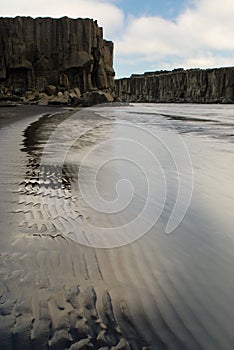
xmin=0 ymin=16 xmax=115 ymax=105
xmin=115 ymin=67 xmax=234 ymax=103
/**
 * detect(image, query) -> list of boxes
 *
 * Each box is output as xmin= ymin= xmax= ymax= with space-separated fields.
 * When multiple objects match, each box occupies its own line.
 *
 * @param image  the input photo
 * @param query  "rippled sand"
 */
xmin=0 ymin=104 xmax=234 ymax=350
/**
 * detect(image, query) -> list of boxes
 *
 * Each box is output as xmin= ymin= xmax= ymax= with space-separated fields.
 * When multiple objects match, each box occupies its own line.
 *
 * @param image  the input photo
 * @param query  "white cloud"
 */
xmin=1 ymin=0 xmax=124 ymax=39
xmin=115 ymin=0 xmax=234 ymax=76
xmin=117 ymin=0 xmax=234 ymax=54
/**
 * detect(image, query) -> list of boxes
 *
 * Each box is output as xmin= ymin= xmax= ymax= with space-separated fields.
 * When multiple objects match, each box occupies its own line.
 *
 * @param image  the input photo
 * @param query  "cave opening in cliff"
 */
xmin=8 ymin=67 xmax=30 ymax=95
xmin=66 ymin=67 xmax=84 ymax=92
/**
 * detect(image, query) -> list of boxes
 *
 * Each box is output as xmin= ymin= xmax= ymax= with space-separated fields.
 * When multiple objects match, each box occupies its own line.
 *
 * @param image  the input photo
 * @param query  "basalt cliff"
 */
xmin=0 ymin=16 xmax=115 ymax=105
xmin=115 ymin=67 xmax=234 ymax=103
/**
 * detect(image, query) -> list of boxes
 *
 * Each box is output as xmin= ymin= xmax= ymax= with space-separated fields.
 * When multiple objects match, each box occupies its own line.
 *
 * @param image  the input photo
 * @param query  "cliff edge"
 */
xmin=115 ymin=67 xmax=234 ymax=103
xmin=0 ymin=16 xmax=115 ymax=105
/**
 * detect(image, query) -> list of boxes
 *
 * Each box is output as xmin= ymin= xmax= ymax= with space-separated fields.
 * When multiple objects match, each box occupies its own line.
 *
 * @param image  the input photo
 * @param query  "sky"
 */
xmin=2 ymin=0 xmax=234 ymax=78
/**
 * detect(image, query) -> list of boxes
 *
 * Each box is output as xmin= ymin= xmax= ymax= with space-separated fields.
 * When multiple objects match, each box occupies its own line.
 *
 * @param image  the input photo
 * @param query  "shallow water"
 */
xmin=0 ymin=104 xmax=234 ymax=349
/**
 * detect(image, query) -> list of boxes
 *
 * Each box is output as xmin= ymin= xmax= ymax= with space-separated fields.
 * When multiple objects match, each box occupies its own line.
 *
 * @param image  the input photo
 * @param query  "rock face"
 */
xmin=115 ymin=67 xmax=234 ymax=103
xmin=0 ymin=16 xmax=115 ymax=105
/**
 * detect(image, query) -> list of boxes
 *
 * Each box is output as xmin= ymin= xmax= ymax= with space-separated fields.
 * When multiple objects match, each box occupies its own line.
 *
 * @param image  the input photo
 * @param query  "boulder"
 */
xmin=74 ymin=88 xmax=81 ymax=98
xmin=48 ymin=93 xmax=70 ymax=105
xmin=69 ymin=90 xmax=83 ymax=106
xmin=38 ymin=98 xmax=49 ymax=106
xmin=45 ymin=85 xmax=57 ymax=96
xmin=82 ymin=91 xmax=114 ymax=106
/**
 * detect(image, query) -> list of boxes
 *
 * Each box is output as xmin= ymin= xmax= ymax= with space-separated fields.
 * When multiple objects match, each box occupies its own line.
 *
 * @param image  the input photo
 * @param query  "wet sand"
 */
xmin=0 ymin=106 xmax=151 ymax=350
xmin=0 ymin=104 xmax=234 ymax=350
xmin=0 ymin=105 xmax=64 ymax=128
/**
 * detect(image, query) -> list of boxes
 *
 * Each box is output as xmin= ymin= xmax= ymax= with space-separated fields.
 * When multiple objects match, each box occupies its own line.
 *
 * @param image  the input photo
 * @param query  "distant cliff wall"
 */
xmin=115 ymin=67 xmax=234 ymax=103
xmin=0 ymin=16 xmax=115 ymax=105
